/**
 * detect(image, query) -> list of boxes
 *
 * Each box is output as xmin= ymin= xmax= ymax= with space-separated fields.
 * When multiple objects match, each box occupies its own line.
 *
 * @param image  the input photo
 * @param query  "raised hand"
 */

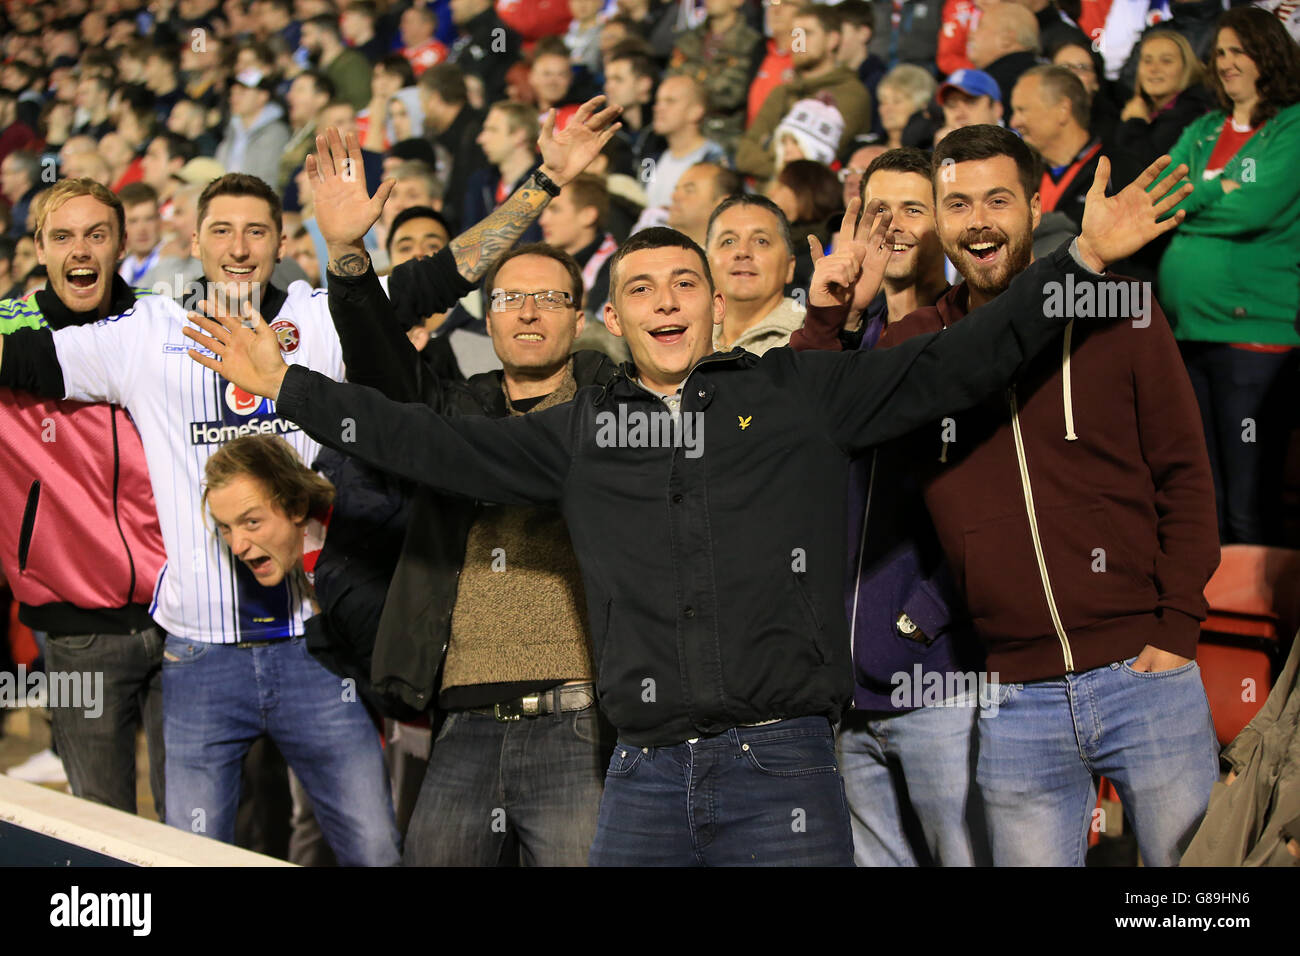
xmin=537 ymin=95 xmax=623 ymax=187
xmin=1076 ymin=155 xmax=1191 ymax=271
xmin=306 ymin=127 xmax=396 ymax=249
xmin=184 ymin=300 xmax=290 ymax=401
xmin=807 ymin=198 xmax=892 ymax=311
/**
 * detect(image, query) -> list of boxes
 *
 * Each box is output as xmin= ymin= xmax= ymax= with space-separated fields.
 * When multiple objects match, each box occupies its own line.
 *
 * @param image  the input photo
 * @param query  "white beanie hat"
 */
xmin=774 ymin=98 xmax=845 ymax=168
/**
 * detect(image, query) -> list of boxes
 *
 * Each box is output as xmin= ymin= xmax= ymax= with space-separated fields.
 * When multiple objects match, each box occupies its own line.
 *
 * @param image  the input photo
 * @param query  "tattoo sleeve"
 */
xmin=450 ymin=183 xmax=550 ymax=283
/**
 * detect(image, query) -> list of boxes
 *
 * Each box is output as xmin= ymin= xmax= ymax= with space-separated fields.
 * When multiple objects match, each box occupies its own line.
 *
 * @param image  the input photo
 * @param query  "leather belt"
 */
xmin=233 ymin=638 xmax=291 ymax=649
xmin=469 ymin=683 xmax=597 ymax=722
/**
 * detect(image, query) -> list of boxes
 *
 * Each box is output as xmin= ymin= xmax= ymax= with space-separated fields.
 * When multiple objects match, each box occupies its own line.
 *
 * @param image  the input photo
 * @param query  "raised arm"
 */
xmin=182 ymin=304 xmax=575 ymax=506
xmin=310 ymin=96 xmax=620 ymax=294
xmin=802 ymin=156 xmax=1193 ymax=454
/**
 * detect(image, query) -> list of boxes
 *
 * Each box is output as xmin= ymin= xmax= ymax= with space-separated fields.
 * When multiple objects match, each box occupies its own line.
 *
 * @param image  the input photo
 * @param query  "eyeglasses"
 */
xmin=489 ymin=289 xmax=574 ymax=311
xmin=1058 ymin=62 xmax=1095 ymax=75
xmin=837 ymin=166 xmax=869 ymax=183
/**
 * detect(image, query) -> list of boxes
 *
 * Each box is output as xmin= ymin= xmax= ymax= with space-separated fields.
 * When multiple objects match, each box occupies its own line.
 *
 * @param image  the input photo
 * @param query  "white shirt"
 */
xmin=51 ymin=282 xmax=344 ymax=643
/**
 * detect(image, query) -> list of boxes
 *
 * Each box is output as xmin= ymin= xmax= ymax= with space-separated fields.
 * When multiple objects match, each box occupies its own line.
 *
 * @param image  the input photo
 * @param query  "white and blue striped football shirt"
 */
xmin=51 ymin=282 xmax=343 ymax=644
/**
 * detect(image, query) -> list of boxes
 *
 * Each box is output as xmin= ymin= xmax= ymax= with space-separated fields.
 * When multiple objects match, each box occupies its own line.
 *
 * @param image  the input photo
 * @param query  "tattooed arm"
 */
xmin=313 ymin=97 xmax=620 ymax=282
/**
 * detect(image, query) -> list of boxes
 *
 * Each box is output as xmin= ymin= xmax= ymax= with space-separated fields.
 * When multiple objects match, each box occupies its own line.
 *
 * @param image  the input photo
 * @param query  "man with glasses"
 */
xmin=328 ymin=231 xmax=620 ymax=864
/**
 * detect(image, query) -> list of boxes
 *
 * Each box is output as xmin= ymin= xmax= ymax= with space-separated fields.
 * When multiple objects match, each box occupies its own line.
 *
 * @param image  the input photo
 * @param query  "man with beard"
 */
xmin=735 ymin=4 xmax=873 ymax=181
xmin=300 ymin=14 xmax=372 ymax=111
xmin=186 ymin=134 xmax=1194 ymax=864
xmin=791 ymin=147 xmax=987 ymax=866
xmin=877 ymin=125 xmax=1220 ymax=867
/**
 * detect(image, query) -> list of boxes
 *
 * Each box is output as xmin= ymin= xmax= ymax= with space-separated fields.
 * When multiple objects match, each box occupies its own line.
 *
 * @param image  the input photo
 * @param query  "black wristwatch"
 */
xmin=532 ymin=168 xmax=562 ymax=197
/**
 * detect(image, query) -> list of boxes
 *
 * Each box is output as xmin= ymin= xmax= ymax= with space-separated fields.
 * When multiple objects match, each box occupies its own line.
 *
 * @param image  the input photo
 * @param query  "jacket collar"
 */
xmin=35 ymin=274 xmax=137 ymax=330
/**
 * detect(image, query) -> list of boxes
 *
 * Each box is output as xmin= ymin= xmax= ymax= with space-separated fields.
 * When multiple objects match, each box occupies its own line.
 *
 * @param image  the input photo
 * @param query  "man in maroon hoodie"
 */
xmin=878 ymin=125 xmax=1220 ymax=867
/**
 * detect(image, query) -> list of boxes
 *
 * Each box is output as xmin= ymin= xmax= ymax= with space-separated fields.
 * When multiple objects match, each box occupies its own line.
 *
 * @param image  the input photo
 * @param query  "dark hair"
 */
xmin=306 ymin=13 xmax=343 ymax=40
xmin=145 ymin=45 xmax=181 ymax=75
xmin=482 ymin=242 xmax=586 ymax=309
xmin=386 ymin=205 xmax=451 ymax=256
xmin=375 ymin=54 xmax=416 ymax=89
xmin=796 ymin=3 xmax=841 ymax=36
xmin=118 ymin=181 xmax=159 ymax=208
xmin=860 ymin=146 xmax=933 ymax=201
xmin=833 ymin=0 xmax=876 ymax=30
xmin=419 ymin=63 xmax=468 ymax=106
xmin=775 ymin=160 xmax=842 ymax=224
xmin=343 ymin=0 xmax=376 ymax=18
xmin=197 ymin=173 xmax=283 ymax=234
xmin=0 ymin=236 xmax=15 ymax=264
xmin=295 ymin=69 xmax=336 ymax=101
xmin=608 ymin=227 xmax=713 ymax=301
xmin=153 ymin=130 xmax=198 ymax=165
xmin=706 ymin=193 xmax=795 ymax=255
xmin=931 ymin=123 xmax=1041 ymax=203
xmin=1020 ymin=64 xmax=1090 ymax=130
xmin=606 ymin=47 xmax=656 ymax=84
xmin=1207 ymin=6 xmax=1300 ymax=126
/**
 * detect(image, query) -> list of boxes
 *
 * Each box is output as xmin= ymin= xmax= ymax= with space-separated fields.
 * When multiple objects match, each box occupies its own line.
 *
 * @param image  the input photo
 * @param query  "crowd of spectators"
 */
xmin=0 ymin=0 xmax=1298 ymax=867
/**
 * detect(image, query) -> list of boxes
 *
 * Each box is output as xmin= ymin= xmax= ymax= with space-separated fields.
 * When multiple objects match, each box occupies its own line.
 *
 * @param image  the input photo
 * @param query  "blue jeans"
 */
xmin=589 ymin=716 xmax=855 ymax=866
xmin=402 ymin=704 xmax=611 ymax=866
xmin=162 ymin=634 xmax=400 ymax=866
xmin=976 ymin=657 xmax=1218 ymax=866
xmin=837 ymin=700 xmax=989 ymax=866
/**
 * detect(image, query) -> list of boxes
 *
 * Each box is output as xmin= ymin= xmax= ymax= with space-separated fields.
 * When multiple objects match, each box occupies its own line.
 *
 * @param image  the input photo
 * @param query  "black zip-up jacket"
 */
xmin=278 ymin=242 xmax=1099 ymax=746
xmin=317 ymin=252 xmax=617 ymax=715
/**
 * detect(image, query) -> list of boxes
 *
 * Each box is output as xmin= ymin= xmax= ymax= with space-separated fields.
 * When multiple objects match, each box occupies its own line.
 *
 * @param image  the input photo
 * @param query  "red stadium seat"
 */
xmin=1198 ymin=545 xmax=1300 ymax=746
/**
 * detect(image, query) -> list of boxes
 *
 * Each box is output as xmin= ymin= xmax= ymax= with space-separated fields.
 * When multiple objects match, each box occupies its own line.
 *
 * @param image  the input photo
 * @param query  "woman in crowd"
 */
xmin=767 ymin=159 xmax=842 ymax=289
xmin=876 ymin=64 xmax=939 ymax=150
xmin=1111 ymin=31 xmax=1214 ymax=188
xmin=1157 ymin=7 xmax=1300 ymax=544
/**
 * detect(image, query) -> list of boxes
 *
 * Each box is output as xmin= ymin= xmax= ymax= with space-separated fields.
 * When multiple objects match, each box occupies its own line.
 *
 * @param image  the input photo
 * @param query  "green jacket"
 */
xmin=734 ymin=67 xmax=873 ymax=180
xmin=1157 ymin=101 xmax=1300 ymax=345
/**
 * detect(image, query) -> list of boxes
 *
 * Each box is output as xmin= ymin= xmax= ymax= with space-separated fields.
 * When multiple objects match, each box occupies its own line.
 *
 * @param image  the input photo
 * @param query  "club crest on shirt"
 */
xmin=271 ymin=319 xmax=300 ymax=354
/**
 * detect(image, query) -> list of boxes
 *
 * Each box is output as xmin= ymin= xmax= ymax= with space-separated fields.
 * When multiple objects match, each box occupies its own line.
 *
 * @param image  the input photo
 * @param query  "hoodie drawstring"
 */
xmin=1062 ymin=320 xmax=1078 ymax=441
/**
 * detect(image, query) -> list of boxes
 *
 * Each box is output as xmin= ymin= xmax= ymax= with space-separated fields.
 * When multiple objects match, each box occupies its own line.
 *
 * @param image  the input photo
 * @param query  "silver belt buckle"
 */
xmin=520 ymin=693 xmax=542 ymax=717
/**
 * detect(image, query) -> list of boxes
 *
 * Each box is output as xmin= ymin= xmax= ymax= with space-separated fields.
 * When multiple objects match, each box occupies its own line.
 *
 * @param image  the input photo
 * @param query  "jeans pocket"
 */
xmin=433 ymin=712 xmax=458 ymax=744
xmin=50 ymin=633 xmax=97 ymax=653
xmin=606 ymin=744 xmax=646 ymax=778
xmin=741 ymin=733 xmax=838 ymax=777
xmin=1121 ymin=657 xmax=1199 ymax=679
xmin=162 ymin=636 xmax=210 ymax=665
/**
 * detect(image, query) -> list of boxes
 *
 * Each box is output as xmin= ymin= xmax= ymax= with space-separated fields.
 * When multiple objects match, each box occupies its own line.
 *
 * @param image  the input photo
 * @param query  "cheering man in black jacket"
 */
xmin=185 ymin=148 xmax=1193 ymax=866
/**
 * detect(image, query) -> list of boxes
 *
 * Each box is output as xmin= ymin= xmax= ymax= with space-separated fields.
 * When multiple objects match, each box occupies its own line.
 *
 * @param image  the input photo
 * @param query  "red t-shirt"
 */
xmin=1204 ymin=116 xmax=1258 ymax=179
xmin=403 ymin=39 xmax=449 ymax=76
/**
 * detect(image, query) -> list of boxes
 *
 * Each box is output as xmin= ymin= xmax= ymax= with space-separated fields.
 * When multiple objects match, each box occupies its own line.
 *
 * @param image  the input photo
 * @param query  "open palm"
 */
xmin=1078 ymin=155 xmax=1191 ymax=269
xmin=306 ymin=127 xmax=396 ymax=247
xmin=537 ymin=96 xmax=623 ymax=186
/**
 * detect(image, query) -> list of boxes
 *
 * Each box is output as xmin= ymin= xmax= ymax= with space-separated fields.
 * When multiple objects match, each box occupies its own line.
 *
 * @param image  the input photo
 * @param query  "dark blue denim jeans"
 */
xmin=403 ymin=704 xmax=612 ymax=866
xmin=589 ymin=716 xmax=855 ymax=866
xmin=45 ymin=627 xmax=165 ymax=818
xmin=162 ymin=633 xmax=400 ymax=866
xmin=1180 ymin=342 xmax=1297 ymax=544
